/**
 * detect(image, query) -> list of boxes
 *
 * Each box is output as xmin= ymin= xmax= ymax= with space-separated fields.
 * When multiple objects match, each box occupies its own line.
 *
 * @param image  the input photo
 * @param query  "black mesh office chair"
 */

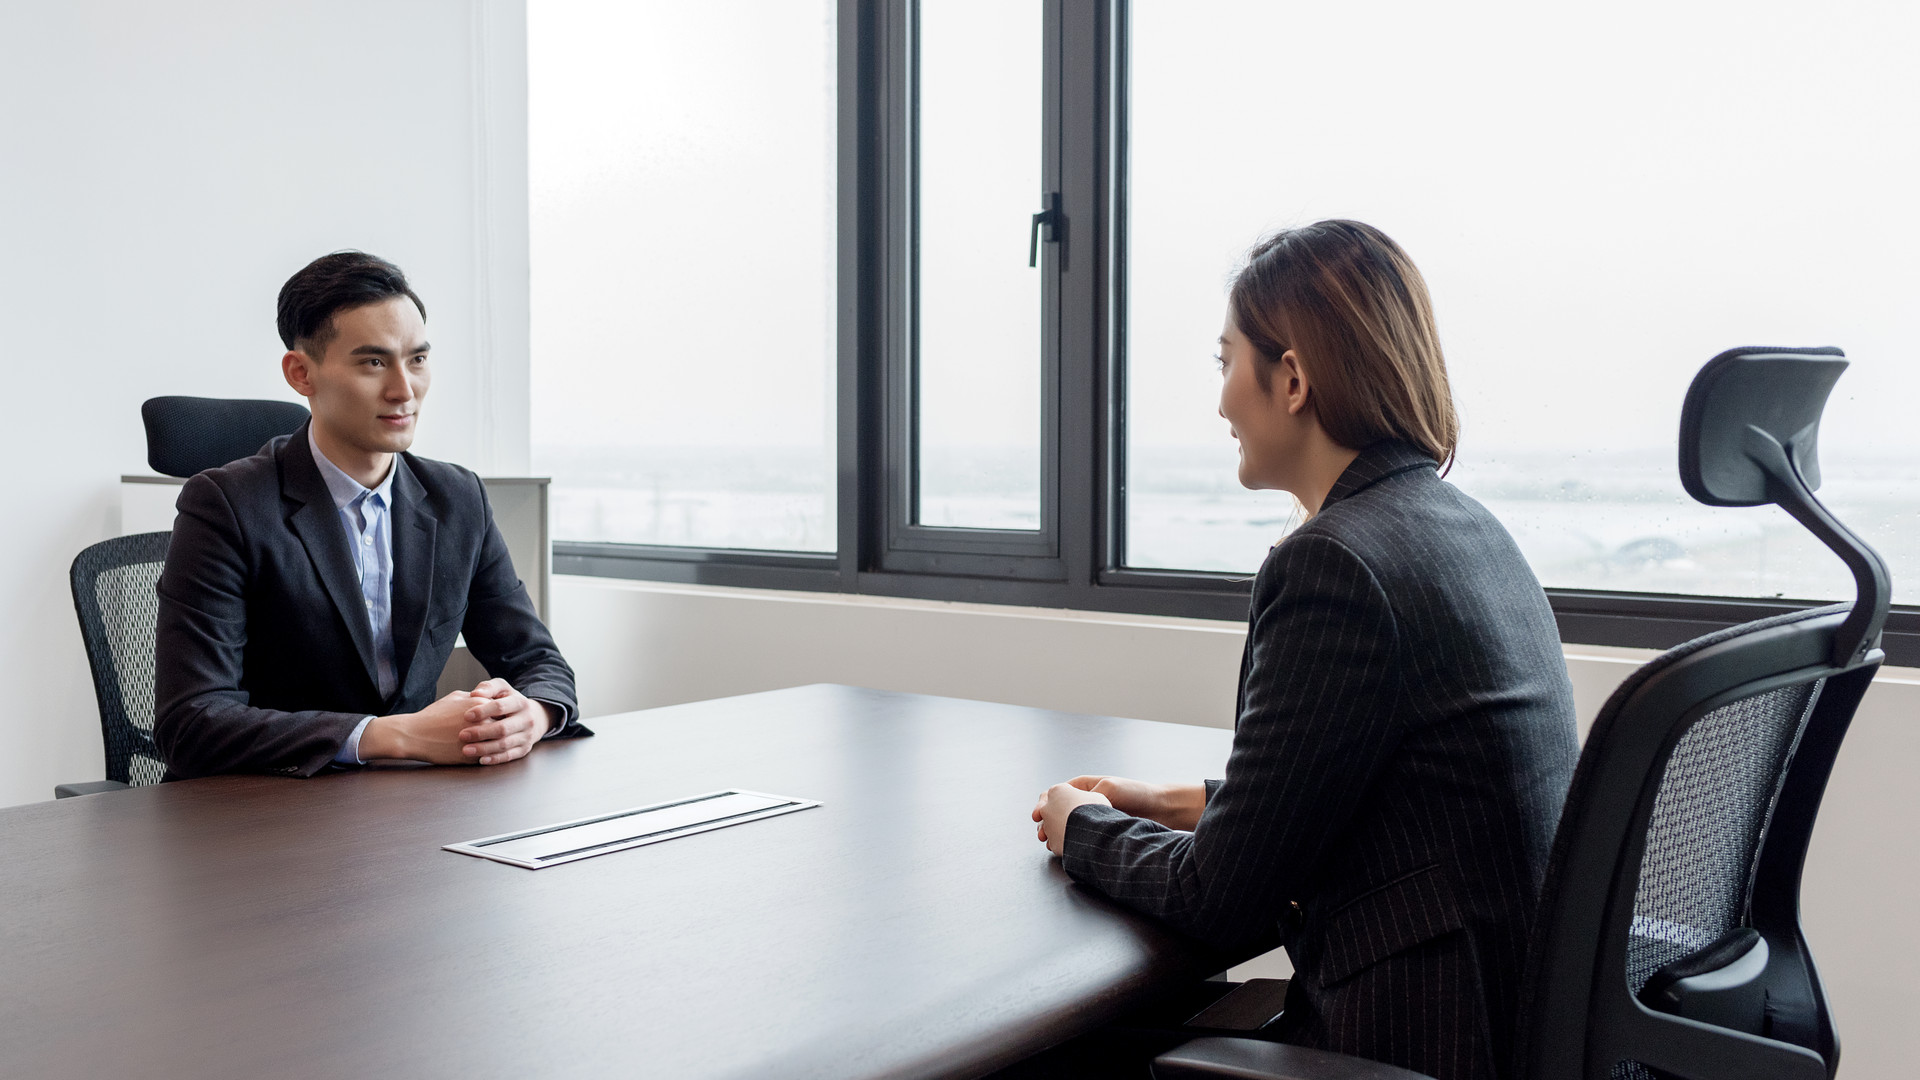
xmin=55 ymin=531 xmax=173 ymax=798
xmin=53 ymin=398 xmax=307 ymax=797
xmin=1155 ymin=347 xmax=1891 ymax=1080
xmin=141 ymin=395 xmax=309 ymax=478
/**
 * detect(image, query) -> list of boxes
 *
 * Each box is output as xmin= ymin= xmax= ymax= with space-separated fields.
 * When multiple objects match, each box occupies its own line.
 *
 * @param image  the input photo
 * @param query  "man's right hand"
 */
xmin=359 ymin=691 xmax=492 ymax=765
xmin=1061 ymin=775 xmax=1209 ymax=831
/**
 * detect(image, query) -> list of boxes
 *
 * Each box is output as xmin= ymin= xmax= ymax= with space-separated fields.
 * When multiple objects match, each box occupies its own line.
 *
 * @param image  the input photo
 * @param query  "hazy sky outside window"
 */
xmin=1127 ymin=1 xmax=1920 ymax=605
xmin=529 ymin=1 xmax=836 ymax=552
xmin=916 ymin=0 xmax=1044 ymax=530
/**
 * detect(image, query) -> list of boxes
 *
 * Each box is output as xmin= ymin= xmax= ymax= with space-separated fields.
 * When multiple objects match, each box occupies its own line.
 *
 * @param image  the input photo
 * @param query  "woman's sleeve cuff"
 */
xmin=1060 ymin=802 xmax=1134 ymax=876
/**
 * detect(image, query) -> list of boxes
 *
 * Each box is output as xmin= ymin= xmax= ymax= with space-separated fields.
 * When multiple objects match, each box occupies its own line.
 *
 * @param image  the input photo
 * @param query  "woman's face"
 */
xmin=1217 ymin=311 xmax=1306 ymax=492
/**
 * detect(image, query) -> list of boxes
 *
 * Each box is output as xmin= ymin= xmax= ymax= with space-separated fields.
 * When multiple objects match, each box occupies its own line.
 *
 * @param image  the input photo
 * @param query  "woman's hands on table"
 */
xmin=1031 ymin=775 xmax=1209 ymax=856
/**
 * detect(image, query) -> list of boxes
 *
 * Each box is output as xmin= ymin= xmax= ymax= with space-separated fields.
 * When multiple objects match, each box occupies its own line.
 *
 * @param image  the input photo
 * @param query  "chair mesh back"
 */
xmin=1612 ymin=679 xmax=1822 ymax=1080
xmin=70 ymin=532 xmax=173 ymax=785
xmin=97 ymin=562 xmax=167 ymax=784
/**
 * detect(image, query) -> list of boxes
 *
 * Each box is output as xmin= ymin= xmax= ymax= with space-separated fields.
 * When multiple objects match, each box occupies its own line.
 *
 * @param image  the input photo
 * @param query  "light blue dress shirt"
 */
xmin=311 ymin=427 xmax=397 ymax=766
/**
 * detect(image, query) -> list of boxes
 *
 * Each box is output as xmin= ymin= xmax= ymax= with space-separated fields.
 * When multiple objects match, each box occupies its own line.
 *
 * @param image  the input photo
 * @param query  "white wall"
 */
xmin=551 ymin=575 xmax=1920 ymax=1078
xmin=0 ymin=0 xmax=529 ymax=808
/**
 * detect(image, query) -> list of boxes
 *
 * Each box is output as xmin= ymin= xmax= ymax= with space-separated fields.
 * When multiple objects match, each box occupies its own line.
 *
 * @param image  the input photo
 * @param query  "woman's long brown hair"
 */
xmin=1228 ymin=220 xmax=1459 ymax=472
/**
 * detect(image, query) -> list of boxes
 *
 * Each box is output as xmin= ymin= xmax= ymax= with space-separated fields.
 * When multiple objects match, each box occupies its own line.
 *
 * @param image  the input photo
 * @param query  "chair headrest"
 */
xmin=1678 ymin=346 xmax=1889 ymax=668
xmin=141 ymin=396 xmax=311 ymax=478
xmin=1679 ymin=346 xmax=1847 ymax=507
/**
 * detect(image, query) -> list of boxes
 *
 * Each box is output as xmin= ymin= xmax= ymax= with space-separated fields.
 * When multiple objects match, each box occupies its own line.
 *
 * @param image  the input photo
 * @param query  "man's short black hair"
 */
xmin=276 ymin=251 xmax=427 ymax=356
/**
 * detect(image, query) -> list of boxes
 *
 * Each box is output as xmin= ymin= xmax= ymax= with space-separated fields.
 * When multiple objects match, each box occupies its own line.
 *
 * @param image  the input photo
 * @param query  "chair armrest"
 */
xmin=54 ymin=781 xmax=131 ymax=799
xmin=1154 ymin=1037 xmax=1437 ymax=1080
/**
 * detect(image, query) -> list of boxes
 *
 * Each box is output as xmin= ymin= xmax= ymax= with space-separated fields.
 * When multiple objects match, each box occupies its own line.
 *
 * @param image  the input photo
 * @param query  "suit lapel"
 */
xmin=387 ymin=455 xmax=437 ymax=694
xmin=280 ymin=428 xmax=381 ymax=695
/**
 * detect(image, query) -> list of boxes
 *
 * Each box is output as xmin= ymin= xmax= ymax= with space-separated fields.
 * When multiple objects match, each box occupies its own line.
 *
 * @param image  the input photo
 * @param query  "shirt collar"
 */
xmin=307 ymin=423 xmax=396 ymax=512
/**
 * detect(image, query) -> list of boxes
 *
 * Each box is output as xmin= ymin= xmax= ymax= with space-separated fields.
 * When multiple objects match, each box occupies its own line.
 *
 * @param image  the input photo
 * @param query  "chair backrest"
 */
xmin=69 ymin=532 xmax=174 ymax=786
xmin=142 ymin=396 xmax=309 ymax=478
xmin=1515 ymin=348 xmax=1891 ymax=1080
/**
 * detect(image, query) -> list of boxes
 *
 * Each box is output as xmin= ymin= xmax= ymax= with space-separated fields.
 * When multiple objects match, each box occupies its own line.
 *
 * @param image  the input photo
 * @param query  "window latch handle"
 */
xmin=1029 ymin=192 xmax=1060 ymax=268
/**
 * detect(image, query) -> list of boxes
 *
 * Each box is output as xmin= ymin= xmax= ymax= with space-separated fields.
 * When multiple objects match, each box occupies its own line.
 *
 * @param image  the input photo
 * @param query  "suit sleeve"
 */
xmin=1060 ymin=531 xmax=1404 ymax=951
xmin=153 ymin=475 xmax=369 ymax=778
xmin=459 ymin=474 xmax=587 ymax=737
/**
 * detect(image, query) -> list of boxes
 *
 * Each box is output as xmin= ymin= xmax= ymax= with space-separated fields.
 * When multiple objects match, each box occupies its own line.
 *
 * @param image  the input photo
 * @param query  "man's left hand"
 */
xmin=1032 ymin=782 xmax=1113 ymax=857
xmin=458 ymin=678 xmax=552 ymax=765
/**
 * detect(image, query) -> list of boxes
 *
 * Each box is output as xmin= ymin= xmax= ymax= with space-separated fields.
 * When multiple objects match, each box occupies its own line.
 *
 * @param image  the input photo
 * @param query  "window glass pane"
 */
xmin=916 ymin=0 xmax=1043 ymax=530
xmin=1126 ymin=0 xmax=1920 ymax=604
xmin=530 ymin=1 xmax=836 ymax=551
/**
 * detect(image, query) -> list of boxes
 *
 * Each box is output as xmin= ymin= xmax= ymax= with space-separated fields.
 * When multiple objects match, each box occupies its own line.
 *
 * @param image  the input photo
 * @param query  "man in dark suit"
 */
xmin=154 ymin=251 xmax=586 ymax=779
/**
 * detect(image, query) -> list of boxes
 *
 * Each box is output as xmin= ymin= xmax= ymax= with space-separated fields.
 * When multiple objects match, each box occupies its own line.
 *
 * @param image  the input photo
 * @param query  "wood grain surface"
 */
xmin=0 ymin=685 xmax=1236 ymax=1080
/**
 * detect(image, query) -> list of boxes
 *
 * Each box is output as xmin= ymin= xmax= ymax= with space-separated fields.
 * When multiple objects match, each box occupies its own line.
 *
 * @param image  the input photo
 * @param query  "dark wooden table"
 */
xmin=1 ymin=685 xmax=1237 ymax=1079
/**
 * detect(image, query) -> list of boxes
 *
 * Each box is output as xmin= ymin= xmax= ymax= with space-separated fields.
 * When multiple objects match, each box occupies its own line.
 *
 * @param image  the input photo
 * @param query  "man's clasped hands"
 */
xmin=357 ymin=677 xmax=553 ymax=766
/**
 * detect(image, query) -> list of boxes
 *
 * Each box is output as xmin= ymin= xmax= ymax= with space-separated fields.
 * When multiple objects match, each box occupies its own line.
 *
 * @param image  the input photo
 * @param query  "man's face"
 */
xmin=287 ymin=296 xmax=431 ymax=456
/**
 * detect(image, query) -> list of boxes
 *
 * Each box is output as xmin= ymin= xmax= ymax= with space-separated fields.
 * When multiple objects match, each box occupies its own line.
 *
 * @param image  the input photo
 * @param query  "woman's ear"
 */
xmin=1277 ymin=349 xmax=1311 ymax=416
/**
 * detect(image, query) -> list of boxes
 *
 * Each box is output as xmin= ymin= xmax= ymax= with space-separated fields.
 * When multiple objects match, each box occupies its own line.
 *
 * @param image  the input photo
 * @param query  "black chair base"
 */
xmin=54 ymin=780 xmax=131 ymax=799
xmin=1153 ymin=1038 xmax=1436 ymax=1080
xmin=1184 ymin=978 xmax=1291 ymax=1032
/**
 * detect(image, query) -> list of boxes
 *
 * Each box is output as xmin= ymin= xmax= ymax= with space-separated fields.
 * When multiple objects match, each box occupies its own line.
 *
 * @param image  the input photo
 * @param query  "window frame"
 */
xmin=879 ymin=0 xmax=1063 ymax=578
xmin=547 ymin=0 xmax=1920 ymax=668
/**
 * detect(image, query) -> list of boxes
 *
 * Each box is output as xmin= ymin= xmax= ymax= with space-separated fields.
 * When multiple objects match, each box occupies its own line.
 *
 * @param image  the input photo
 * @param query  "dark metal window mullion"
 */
xmin=837 ymin=0 xmax=879 ymax=587
xmin=1096 ymin=0 xmax=1128 ymax=585
xmin=1037 ymin=0 xmax=1065 ymax=562
xmin=1053 ymin=0 xmax=1115 ymax=601
xmin=879 ymin=0 xmax=917 ymax=561
xmin=901 ymin=0 xmax=923 ymax=536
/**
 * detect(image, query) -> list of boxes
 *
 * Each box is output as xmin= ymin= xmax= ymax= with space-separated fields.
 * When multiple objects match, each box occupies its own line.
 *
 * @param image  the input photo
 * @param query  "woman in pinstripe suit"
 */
xmin=1033 ymin=220 xmax=1580 ymax=1080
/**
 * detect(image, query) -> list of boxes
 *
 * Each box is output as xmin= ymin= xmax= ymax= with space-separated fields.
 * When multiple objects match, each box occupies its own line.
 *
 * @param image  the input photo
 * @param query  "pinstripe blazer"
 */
xmin=1062 ymin=439 xmax=1579 ymax=1080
